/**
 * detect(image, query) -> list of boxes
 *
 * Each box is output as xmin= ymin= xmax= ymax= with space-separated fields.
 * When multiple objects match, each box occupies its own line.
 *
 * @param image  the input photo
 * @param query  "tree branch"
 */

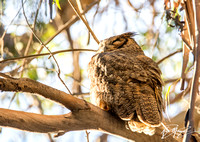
xmin=157 ymin=49 xmax=182 ymax=65
xmin=0 ymin=49 xmax=96 ymax=64
xmin=37 ymin=0 xmax=100 ymax=53
xmin=68 ymin=0 xmax=100 ymax=44
xmin=0 ymin=107 xmax=177 ymax=142
xmin=0 ymin=74 xmax=87 ymax=111
xmin=0 ymin=74 xmax=178 ymax=142
xmin=185 ymin=0 xmax=200 ymax=141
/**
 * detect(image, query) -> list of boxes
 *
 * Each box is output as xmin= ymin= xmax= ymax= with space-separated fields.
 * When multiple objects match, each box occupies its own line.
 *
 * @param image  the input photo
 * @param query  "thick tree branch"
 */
xmin=0 ymin=74 xmax=179 ymax=141
xmin=0 ymin=74 xmax=87 ymax=111
xmin=0 ymin=106 xmax=178 ymax=142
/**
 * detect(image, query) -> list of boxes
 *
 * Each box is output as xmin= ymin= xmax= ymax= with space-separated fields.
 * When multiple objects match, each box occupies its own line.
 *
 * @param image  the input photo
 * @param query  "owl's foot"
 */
xmin=99 ymin=100 xmax=110 ymax=111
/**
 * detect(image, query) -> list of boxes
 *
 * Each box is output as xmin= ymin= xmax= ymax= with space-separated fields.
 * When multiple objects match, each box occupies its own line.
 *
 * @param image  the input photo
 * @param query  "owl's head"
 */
xmin=97 ymin=32 xmax=140 ymax=53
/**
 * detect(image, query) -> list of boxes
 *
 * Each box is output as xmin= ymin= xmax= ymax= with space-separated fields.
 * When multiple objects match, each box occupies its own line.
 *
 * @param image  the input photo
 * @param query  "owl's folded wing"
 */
xmin=88 ymin=52 xmax=163 ymax=126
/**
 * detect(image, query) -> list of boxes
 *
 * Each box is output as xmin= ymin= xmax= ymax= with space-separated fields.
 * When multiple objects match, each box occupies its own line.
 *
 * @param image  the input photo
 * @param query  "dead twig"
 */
xmin=20 ymin=0 xmax=43 ymax=76
xmin=73 ymin=92 xmax=90 ymax=97
xmin=85 ymin=130 xmax=90 ymax=142
xmin=170 ymin=79 xmax=192 ymax=104
xmin=164 ymin=78 xmax=180 ymax=84
xmin=32 ymin=0 xmax=99 ymax=55
xmin=127 ymin=0 xmax=144 ymax=12
xmin=21 ymin=0 xmax=72 ymax=95
xmin=68 ymin=0 xmax=99 ymax=44
xmin=0 ymin=0 xmax=27 ymax=60
xmin=157 ymin=49 xmax=182 ymax=65
xmin=9 ymin=0 xmax=99 ymax=78
xmin=0 ymin=49 xmax=96 ymax=64
xmin=76 ymin=0 xmax=91 ymax=45
xmin=9 ymin=0 xmax=99 ymax=77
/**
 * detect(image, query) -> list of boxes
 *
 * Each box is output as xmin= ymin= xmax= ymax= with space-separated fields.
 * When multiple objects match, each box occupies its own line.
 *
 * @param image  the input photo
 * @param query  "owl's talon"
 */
xmin=100 ymin=103 xmax=110 ymax=111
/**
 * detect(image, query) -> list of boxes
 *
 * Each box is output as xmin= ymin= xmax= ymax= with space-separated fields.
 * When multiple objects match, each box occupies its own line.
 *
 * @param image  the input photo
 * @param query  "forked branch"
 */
xmin=0 ymin=74 xmax=178 ymax=142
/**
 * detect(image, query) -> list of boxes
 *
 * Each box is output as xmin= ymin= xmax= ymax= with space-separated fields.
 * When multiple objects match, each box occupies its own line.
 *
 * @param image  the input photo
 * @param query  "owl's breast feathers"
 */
xmin=88 ymin=45 xmax=164 ymax=135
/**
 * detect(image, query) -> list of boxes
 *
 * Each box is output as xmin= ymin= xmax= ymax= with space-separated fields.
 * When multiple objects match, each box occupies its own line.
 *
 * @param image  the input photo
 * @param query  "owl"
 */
xmin=88 ymin=32 xmax=164 ymax=135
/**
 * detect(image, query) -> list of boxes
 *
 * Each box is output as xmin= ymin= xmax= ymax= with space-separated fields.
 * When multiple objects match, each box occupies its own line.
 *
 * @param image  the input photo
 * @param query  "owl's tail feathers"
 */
xmin=128 ymin=120 xmax=155 ymax=136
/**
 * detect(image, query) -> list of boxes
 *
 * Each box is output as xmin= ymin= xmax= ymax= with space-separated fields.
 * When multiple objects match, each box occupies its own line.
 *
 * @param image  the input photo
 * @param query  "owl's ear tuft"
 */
xmin=122 ymin=32 xmax=137 ymax=38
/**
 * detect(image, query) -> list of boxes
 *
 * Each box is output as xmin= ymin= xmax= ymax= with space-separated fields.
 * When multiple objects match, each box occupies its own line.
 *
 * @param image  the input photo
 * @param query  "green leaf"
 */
xmin=56 ymin=0 xmax=61 ymax=10
xmin=41 ymin=24 xmax=56 ymax=41
xmin=165 ymin=85 xmax=171 ymax=107
xmin=165 ymin=77 xmax=181 ymax=107
xmin=16 ymin=93 xmax=20 ymax=106
xmin=27 ymin=69 xmax=38 ymax=80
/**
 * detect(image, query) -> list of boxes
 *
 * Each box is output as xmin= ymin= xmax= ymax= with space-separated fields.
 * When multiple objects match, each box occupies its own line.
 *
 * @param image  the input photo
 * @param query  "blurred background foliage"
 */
xmin=0 ymin=0 xmax=199 ymax=141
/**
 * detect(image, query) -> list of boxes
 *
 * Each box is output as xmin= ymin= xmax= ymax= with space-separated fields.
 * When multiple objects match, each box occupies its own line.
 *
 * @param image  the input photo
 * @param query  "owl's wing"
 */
xmin=104 ymin=53 xmax=163 ymax=126
xmin=136 ymin=55 xmax=163 ymax=86
xmin=135 ymin=55 xmax=163 ymax=126
xmin=88 ymin=52 xmax=163 ymax=126
xmin=88 ymin=52 xmax=148 ymax=113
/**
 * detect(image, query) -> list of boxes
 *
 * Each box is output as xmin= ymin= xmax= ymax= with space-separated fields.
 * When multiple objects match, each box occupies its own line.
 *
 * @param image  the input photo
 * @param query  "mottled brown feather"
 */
xmin=88 ymin=32 xmax=164 ymax=135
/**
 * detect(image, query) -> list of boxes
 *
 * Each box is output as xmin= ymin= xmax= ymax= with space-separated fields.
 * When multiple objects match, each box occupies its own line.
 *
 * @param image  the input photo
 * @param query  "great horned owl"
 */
xmin=88 ymin=32 xmax=164 ymax=135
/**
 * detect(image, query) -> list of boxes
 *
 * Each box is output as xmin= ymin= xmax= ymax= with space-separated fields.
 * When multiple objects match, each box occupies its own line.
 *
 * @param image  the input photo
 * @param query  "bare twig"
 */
xmin=0 ymin=49 xmax=96 ymax=63
xmin=14 ymin=2 xmax=44 ymax=115
xmin=164 ymin=78 xmax=180 ymax=84
xmin=33 ymin=95 xmax=44 ymax=114
xmin=20 ymin=0 xmax=43 ymax=76
xmin=47 ymin=133 xmax=54 ymax=142
xmin=9 ymin=0 xmax=99 ymax=78
xmin=66 ymin=1 xmax=84 ymax=93
xmin=8 ymin=92 xmax=17 ymax=108
xmin=22 ymin=0 xmax=72 ymax=95
xmin=0 ymin=0 xmax=27 ymax=60
xmin=170 ymin=79 xmax=191 ymax=104
xmin=73 ymin=92 xmax=90 ymax=96
xmin=0 ymin=36 xmax=4 ymax=61
xmin=157 ymin=49 xmax=182 ymax=65
xmin=39 ymin=0 xmax=99 ymax=53
xmin=98 ymin=134 xmax=108 ymax=142
xmin=68 ymin=0 xmax=100 ymax=44
xmin=85 ymin=130 xmax=90 ymax=142
xmin=127 ymin=0 xmax=144 ymax=12
xmin=9 ymin=0 xmax=99 ymax=77
xmin=152 ymin=12 xmax=165 ymax=54
xmin=76 ymin=0 xmax=91 ymax=45
xmin=91 ymin=1 xmax=100 ymax=27
xmin=0 ymin=72 xmax=13 ymax=79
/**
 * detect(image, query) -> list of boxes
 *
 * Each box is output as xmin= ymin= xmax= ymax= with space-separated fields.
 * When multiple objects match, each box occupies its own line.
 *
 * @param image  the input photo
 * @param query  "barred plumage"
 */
xmin=88 ymin=32 xmax=164 ymax=135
